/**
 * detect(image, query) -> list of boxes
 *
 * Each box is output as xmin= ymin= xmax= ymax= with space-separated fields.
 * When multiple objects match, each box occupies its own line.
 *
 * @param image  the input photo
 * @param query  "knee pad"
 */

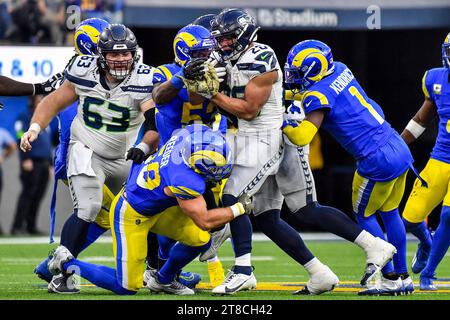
xmin=77 ymin=200 xmax=102 ymax=223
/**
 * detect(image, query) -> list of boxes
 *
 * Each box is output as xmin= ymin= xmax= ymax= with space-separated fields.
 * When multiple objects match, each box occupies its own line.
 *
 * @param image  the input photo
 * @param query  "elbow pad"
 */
xmin=282 ymin=120 xmax=318 ymax=147
xmin=143 ymin=108 xmax=157 ymax=132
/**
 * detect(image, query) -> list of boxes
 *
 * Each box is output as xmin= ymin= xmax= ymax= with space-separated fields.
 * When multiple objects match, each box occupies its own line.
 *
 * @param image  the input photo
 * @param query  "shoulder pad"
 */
xmin=237 ymin=43 xmax=279 ymax=74
xmin=66 ymin=55 xmax=98 ymax=78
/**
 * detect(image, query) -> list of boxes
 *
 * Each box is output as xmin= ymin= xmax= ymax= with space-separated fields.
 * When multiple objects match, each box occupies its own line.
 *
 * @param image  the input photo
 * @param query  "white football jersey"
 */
xmin=65 ymin=55 xmax=154 ymax=159
xmin=224 ymin=42 xmax=283 ymax=133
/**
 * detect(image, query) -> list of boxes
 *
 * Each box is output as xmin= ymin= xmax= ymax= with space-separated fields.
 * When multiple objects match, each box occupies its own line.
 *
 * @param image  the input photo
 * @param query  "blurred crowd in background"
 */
xmin=0 ymin=0 xmax=123 ymax=45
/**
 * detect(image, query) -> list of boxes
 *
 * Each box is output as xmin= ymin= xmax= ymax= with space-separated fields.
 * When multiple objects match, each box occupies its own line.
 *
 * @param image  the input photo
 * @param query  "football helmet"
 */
xmin=192 ymin=14 xmax=216 ymax=31
xmin=284 ymin=40 xmax=335 ymax=92
xmin=181 ymin=124 xmax=233 ymax=182
xmin=442 ymin=32 xmax=450 ymax=68
xmin=74 ymin=18 xmax=109 ymax=55
xmin=173 ymin=24 xmax=216 ymax=66
xmin=210 ymin=8 xmax=259 ymax=61
xmin=97 ymin=24 xmax=139 ymax=80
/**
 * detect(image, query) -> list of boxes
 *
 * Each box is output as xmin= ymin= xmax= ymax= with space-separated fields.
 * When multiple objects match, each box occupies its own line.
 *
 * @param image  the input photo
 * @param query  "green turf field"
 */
xmin=0 ymin=238 xmax=449 ymax=300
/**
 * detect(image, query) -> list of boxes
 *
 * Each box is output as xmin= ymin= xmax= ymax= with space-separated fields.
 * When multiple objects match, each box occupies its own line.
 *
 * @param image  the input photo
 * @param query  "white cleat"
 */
xmin=199 ymin=223 xmax=231 ymax=262
xmin=360 ymin=237 xmax=397 ymax=286
xmin=358 ymin=275 xmax=404 ymax=296
xmin=47 ymin=246 xmax=74 ymax=275
xmin=143 ymin=268 xmax=156 ymax=287
xmin=145 ymin=271 xmax=195 ymax=295
xmin=212 ymin=268 xmax=257 ymax=295
xmin=294 ymin=265 xmax=339 ymax=295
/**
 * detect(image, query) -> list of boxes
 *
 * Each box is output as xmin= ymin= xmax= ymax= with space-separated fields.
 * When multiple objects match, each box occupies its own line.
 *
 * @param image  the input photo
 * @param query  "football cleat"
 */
xmin=47 ymin=246 xmax=74 ymax=275
xmin=212 ymin=267 xmax=257 ymax=295
xmin=145 ymin=272 xmax=195 ymax=295
xmin=177 ymin=271 xmax=202 ymax=289
xmin=294 ymin=265 xmax=339 ymax=295
xmin=361 ymin=237 xmax=396 ymax=286
xmin=48 ymin=273 xmax=80 ymax=294
xmin=143 ymin=267 xmax=156 ymax=287
xmin=207 ymin=259 xmax=225 ymax=287
xmin=34 ymin=257 xmax=53 ymax=283
xmin=199 ymin=223 xmax=231 ymax=262
xmin=420 ymin=275 xmax=437 ymax=291
xmin=401 ymin=275 xmax=415 ymax=295
xmin=358 ymin=275 xmax=404 ymax=296
xmin=411 ymin=242 xmax=431 ymax=274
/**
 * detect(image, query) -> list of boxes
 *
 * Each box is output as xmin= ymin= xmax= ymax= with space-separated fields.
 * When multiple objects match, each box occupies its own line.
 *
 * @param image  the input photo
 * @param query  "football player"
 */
xmin=20 ymin=24 xmax=156 ymax=293
xmin=146 ymin=23 xmax=222 ymax=288
xmin=190 ymin=9 xmax=340 ymax=295
xmin=401 ymin=32 xmax=450 ymax=290
xmin=46 ymin=124 xmax=252 ymax=295
xmin=283 ymin=40 xmax=415 ymax=296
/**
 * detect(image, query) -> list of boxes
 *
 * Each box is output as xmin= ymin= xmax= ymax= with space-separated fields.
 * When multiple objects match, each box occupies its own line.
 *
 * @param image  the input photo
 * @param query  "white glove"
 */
xmin=215 ymin=66 xmax=227 ymax=83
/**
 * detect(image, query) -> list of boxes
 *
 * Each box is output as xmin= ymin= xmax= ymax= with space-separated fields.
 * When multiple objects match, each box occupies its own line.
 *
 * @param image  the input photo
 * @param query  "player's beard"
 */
xmin=107 ymin=59 xmax=133 ymax=80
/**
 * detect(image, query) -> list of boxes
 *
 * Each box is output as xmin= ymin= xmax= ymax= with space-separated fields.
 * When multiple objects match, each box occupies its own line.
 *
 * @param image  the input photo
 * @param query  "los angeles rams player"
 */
xmin=252 ymin=98 xmax=397 ymax=294
xmin=283 ymin=40 xmax=415 ymax=295
xmin=20 ymin=24 xmax=156 ymax=293
xmin=148 ymin=23 xmax=226 ymax=288
xmin=401 ymin=33 xmax=450 ymax=291
xmin=46 ymin=124 xmax=251 ymax=295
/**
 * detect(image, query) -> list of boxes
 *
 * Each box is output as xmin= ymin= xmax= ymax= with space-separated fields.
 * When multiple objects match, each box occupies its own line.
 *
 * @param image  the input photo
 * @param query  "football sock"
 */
xmin=157 ymin=240 xmax=211 ymax=284
xmin=64 ymin=259 xmax=136 ymax=295
xmin=422 ymin=206 xmax=450 ymax=278
xmin=80 ymin=222 xmax=108 ymax=252
xmin=295 ymin=202 xmax=362 ymax=242
xmin=380 ymin=209 xmax=407 ymax=274
xmin=222 ymin=194 xmax=253 ymax=270
xmin=255 ymin=209 xmax=315 ymax=266
xmin=402 ymin=219 xmax=432 ymax=250
xmin=355 ymin=213 xmax=395 ymax=274
xmin=157 ymin=235 xmax=176 ymax=262
xmin=146 ymin=232 xmax=159 ymax=270
xmin=60 ymin=213 xmax=91 ymax=258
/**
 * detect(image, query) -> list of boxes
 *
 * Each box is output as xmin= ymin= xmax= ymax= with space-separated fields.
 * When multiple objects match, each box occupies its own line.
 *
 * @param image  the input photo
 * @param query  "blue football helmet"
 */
xmin=192 ymin=14 xmax=216 ymax=31
xmin=442 ymin=32 xmax=450 ymax=68
xmin=284 ymin=40 xmax=335 ymax=92
xmin=181 ymin=124 xmax=233 ymax=182
xmin=74 ymin=18 xmax=109 ymax=55
xmin=173 ymin=25 xmax=216 ymax=66
xmin=210 ymin=8 xmax=259 ymax=61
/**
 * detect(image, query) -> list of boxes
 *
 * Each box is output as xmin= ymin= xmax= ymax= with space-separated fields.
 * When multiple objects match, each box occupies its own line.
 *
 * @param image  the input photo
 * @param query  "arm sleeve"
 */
xmin=143 ymin=108 xmax=158 ymax=132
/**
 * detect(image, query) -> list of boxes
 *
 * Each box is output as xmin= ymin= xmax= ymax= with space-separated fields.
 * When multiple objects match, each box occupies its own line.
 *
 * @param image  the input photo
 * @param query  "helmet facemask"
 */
xmin=443 ymin=41 xmax=450 ymax=69
xmin=100 ymin=49 xmax=137 ymax=80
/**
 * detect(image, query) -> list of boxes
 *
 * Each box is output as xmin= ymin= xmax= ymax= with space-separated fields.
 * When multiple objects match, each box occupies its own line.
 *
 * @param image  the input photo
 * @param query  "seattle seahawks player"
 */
xmin=46 ymin=124 xmax=251 ymax=295
xmin=193 ymin=8 xmax=317 ymax=295
xmin=283 ymin=40 xmax=415 ymax=296
xmin=401 ymin=32 xmax=450 ymax=291
xmin=32 ymin=18 xmax=117 ymax=290
xmin=20 ymin=24 xmax=156 ymax=293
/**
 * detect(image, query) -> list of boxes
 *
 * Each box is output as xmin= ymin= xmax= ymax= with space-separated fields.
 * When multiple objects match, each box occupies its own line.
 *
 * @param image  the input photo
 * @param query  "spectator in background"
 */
xmin=0 ymin=1 xmax=12 ymax=40
xmin=0 ymin=127 xmax=17 ymax=235
xmin=11 ymin=95 xmax=57 ymax=235
xmin=38 ymin=0 xmax=66 ymax=45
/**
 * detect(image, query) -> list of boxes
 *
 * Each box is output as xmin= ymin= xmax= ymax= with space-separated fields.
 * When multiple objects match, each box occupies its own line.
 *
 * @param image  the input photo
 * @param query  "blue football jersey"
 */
xmin=125 ymin=125 xmax=206 ymax=216
xmin=302 ymin=62 xmax=412 ymax=180
xmin=422 ymin=68 xmax=450 ymax=164
xmin=152 ymin=63 xmax=217 ymax=145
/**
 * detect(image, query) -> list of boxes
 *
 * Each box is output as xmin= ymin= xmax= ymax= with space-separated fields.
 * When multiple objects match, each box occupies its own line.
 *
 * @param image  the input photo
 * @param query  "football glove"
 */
xmin=126 ymin=143 xmax=150 ymax=164
xmin=282 ymin=119 xmax=299 ymax=130
xmin=183 ymin=58 xmax=207 ymax=80
xmin=238 ymin=193 xmax=253 ymax=214
xmin=179 ymin=63 xmax=219 ymax=99
xmin=34 ymin=72 xmax=64 ymax=95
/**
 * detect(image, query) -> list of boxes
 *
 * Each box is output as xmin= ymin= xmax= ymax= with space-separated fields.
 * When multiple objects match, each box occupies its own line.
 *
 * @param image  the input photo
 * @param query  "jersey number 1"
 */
xmin=349 ymin=86 xmax=384 ymax=125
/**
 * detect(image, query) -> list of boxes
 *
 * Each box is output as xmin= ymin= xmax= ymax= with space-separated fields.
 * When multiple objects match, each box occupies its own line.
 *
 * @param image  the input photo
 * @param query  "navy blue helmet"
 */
xmin=192 ymin=14 xmax=216 ymax=31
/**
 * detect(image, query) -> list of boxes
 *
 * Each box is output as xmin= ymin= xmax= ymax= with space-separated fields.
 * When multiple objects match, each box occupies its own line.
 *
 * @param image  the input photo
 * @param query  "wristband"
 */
xmin=29 ymin=123 xmax=41 ymax=135
xmin=230 ymin=203 xmax=245 ymax=218
xmin=405 ymin=119 xmax=426 ymax=139
xmin=135 ymin=142 xmax=150 ymax=155
xmin=170 ymin=72 xmax=185 ymax=90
